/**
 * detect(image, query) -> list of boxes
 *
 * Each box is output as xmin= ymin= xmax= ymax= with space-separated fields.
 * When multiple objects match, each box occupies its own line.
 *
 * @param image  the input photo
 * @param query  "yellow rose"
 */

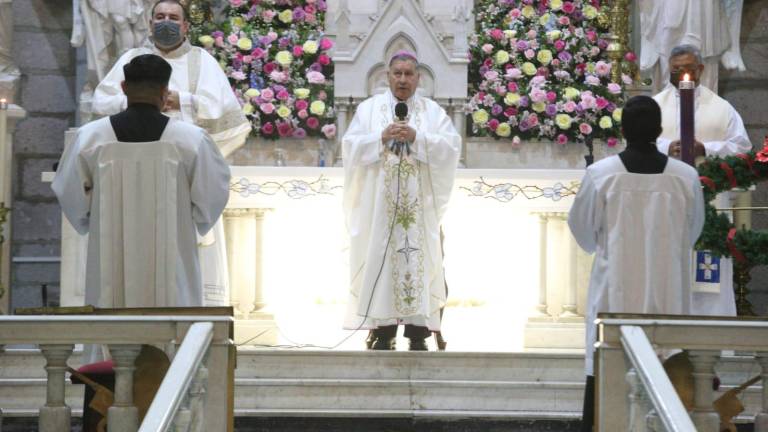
xmin=244 ymin=88 xmax=261 ymax=99
xmin=521 ymin=5 xmax=535 ymax=18
xmin=612 ymin=108 xmax=623 ymax=123
xmin=294 ymin=88 xmax=310 ymax=99
xmin=310 ymin=100 xmax=326 ymax=115
xmin=275 ymin=50 xmax=293 ymax=67
xmin=276 ymin=105 xmax=292 ymax=118
xmin=303 ymin=40 xmax=319 ymax=54
xmin=496 ymin=123 xmax=511 ymax=137
xmin=546 ymin=30 xmax=562 ymax=41
xmin=472 ymin=109 xmax=489 ymax=125
xmin=237 ymin=38 xmax=252 ymax=51
xmin=279 ymin=9 xmax=293 ymax=23
xmin=532 ymin=101 xmax=546 ymax=113
xmin=599 ymin=116 xmax=613 ymax=129
xmin=550 ymin=0 xmax=563 ymax=10
xmin=242 ymin=103 xmax=254 ymax=115
xmin=537 ymin=49 xmax=553 ymax=65
xmin=522 ymin=62 xmax=537 ymax=76
xmin=504 ymin=92 xmax=521 ymax=106
xmin=586 ymin=62 xmax=596 ymax=74
xmin=583 ymin=5 xmax=598 ymax=19
xmin=555 ymin=114 xmax=573 ymax=130
xmin=495 ymin=50 xmax=510 ymax=65
xmin=503 ymin=30 xmax=516 ymax=39
xmin=538 ymin=13 xmax=551 ymax=26
xmin=231 ymin=17 xmax=245 ymax=28
xmin=198 ymin=35 xmax=214 ymax=48
xmin=563 ymin=87 xmax=580 ymax=100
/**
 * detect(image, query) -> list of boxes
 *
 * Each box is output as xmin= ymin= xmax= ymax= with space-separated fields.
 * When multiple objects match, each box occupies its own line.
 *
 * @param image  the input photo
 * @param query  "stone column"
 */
xmin=560 ymin=229 xmax=580 ymax=318
xmin=223 ymin=208 xmax=277 ymax=345
xmin=450 ymin=98 xmax=467 ymax=166
xmin=535 ymin=213 xmax=550 ymax=317
xmin=755 ymin=354 xmax=768 ymax=432
xmin=38 ymin=344 xmax=74 ymax=432
xmin=107 ymin=344 xmax=141 ymax=432
xmin=688 ymin=350 xmax=720 ymax=432
xmin=334 ymin=99 xmax=349 ymax=166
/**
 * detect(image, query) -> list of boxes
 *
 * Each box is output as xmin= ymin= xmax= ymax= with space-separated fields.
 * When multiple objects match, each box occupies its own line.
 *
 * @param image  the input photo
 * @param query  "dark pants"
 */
xmin=581 ymin=375 xmax=595 ymax=432
xmin=373 ymin=324 xmax=430 ymax=340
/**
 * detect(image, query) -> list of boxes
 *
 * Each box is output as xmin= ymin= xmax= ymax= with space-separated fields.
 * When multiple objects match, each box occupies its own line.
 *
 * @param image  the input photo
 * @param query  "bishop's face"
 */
xmin=669 ymin=53 xmax=703 ymax=88
xmin=388 ymin=59 xmax=420 ymax=101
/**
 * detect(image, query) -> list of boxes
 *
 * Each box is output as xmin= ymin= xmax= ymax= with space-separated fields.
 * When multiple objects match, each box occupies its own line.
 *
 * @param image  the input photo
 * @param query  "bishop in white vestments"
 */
xmin=569 ymin=96 xmax=705 ymax=432
xmin=52 ymin=54 xmax=230 ymax=308
xmin=654 ymin=45 xmax=751 ymax=316
xmin=91 ymin=0 xmax=251 ymax=306
xmin=342 ymin=51 xmax=461 ymax=351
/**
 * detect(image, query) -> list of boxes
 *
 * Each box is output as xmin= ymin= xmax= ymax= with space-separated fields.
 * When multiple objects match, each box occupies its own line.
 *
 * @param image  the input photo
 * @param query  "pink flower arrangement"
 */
xmin=468 ymin=0 xmax=632 ymax=145
xmin=192 ymin=0 xmax=336 ymax=140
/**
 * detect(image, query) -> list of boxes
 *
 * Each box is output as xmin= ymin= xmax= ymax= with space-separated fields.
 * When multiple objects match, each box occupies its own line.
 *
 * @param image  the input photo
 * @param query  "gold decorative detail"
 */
xmin=606 ymin=0 xmax=636 ymax=83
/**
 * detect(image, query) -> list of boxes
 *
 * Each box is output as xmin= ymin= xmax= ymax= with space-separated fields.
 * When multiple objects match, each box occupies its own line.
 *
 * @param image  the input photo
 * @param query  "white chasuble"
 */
xmin=568 ymin=156 xmax=705 ymax=375
xmin=342 ymin=91 xmax=461 ymax=331
xmin=91 ymin=40 xmax=251 ymax=306
xmin=654 ymin=84 xmax=751 ymax=316
xmin=52 ymin=118 xmax=231 ymax=309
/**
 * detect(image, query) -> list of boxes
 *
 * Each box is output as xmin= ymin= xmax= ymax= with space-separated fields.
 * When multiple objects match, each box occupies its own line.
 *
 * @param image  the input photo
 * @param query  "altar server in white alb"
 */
xmin=568 ymin=96 xmax=705 ymax=432
xmin=91 ymin=0 xmax=250 ymax=306
xmin=342 ymin=51 xmax=461 ymax=351
xmin=52 ymin=54 xmax=230 ymax=309
xmin=654 ymin=44 xmax=751 ymax=316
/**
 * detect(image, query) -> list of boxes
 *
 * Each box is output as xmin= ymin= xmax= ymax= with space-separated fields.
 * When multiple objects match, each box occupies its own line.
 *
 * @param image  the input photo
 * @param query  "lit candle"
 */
xmin=0 ymin=98 xmax=7 ymax=208
xmin=679 ymin=73 xmax=695 ymax=166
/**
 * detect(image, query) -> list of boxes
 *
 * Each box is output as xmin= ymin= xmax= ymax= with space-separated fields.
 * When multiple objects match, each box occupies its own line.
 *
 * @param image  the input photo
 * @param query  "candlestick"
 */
xmin=0 ymin=98 xmax=7 ymax=210
xmin=679 ymin=74 xmax=695 ymax=166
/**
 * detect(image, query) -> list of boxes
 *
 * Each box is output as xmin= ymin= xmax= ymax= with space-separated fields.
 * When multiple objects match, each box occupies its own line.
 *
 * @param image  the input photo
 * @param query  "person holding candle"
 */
xmin=568 ymin=95 xmax=706 ymax=432
xmin=653 ymin=44 xmax=752 ymax=317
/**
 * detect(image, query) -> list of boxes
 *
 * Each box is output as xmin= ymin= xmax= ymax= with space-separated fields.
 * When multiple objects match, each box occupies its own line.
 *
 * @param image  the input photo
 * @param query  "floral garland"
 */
xmin=191 ymin=0 xmax=337 ymax=140
xmin=467 ymin=0 xmax=634 ymax=147
xmin=696 ymin=138 xmax=768 ymax=265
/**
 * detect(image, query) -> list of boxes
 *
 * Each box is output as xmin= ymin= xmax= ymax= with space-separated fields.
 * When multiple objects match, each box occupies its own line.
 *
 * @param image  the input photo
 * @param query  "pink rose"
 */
xmin=267 ymin=31 xmax=278 ymax=42
xmin=524 ymin=49 xmax=535 ymax=59
xmin=586 ymin=31 xmax=598 ymax=43
xmin=230 ymin=70 xmax=246 ymax=81
xmin=295 ymin=99 xmax=308 ymax=111
xmin=564 ymin=101 xmax=577 ymax=112
xmin=596 ymin=97 xmax=610 ymax=110
xmin=293 ymin=45 xmax=304 ymax=56
xmin=227 ymin=34 xmax=239 ymax=45
xmin=625 ymin=51 xmax=638 ymax=62
xmin=562 ymin=1 xmax=575 ymax=13
xmin=594 ymin=61 xmax=611 ymax=76
xmin=306 ymin=70 xmax=325 ymax=84
xmin=318 ymin=54 xmax=331 ymax=65
xmin=482 ymin=43 xmax=493 ymax=54
xmin=509 ymin=8 xmax=521 ymax=18
xmin=293 ymin=128 xmax=307 ymax=139
xmin=527 ymin=30 xmax=537 ymax=39
xmin=321 ymin=124 xmax=336 ymax=139
xmin=554 ymin=40 xmax=566 ymax=52
xmin=229 ymin=0 xmax=243 ymax=6
xmin=556 ymin=134 xmax=568 ymax=145
xmin=261 ymin=122 xmax=275 ymax=135
xmin=506 ymin=68 xmax=522 ymax=79
xmin=317 ymin=90 xmax=328 ymax=101
xmin=259 ymin=103 xmax=275 ymax=114
xmin=607 ymin=83 xmax=622 ymax=94
xmin=298 ymin=109 xmax=308 ymax=119
xmin=507 ymin=82 xmax=518 ymax=92
xmin=242 ymin=55 xmax=253 ymax=64
xmin=277 ymin=122 xmax=293 ymax=137
xmin=214 ymin=36 xmax=224 ymax=47
xmin=546 ymin=91 xmax=557 ymax=103
xmin=304 ymin=5 xmax=316 ymax=14
xmin=504 ymin=107 xmax=517 ymax=117
xmin=488 ymin=118 xmax=500 ymax=130
xmin=319 ymin=38 xmax=334 ymax=50
xmin=306 ymin=117 xmax=320 ymax=129
xmin=262 ymin=10 xmax=276 ymax=22
xmin=276 ymin=89 xmax=290 ymax=101
xmin=490 ymin=29 xmax=504 ymax=41
xmin=607 ymin=137 xmax=619 ymax=147
xmin=252 ymin=47 xmax=266 ymax=59
xmin=263 ymin=62 xmax=277 ymax=74
xmin=558 ymin=16 xmax=570 ymax=26
xmin=260 ymin=88 xmax=274 ymax=101
xmin=484 ymin=70 xmax=499 ymax=81
xmin=579 ymin=123 xmax=593 ymax=135
xmin=528 ymin=113 xmax=539 ymax=127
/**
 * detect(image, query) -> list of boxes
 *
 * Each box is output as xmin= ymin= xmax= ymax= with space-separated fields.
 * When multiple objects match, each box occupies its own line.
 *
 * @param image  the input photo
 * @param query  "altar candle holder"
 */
xmin=679 ymin=74 xmax=695 ymax=166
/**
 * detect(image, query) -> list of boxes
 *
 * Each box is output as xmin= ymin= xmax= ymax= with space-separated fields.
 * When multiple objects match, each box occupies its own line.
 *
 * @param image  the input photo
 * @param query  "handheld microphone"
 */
xmin=391 ymin=102 xmax=410 ymax=156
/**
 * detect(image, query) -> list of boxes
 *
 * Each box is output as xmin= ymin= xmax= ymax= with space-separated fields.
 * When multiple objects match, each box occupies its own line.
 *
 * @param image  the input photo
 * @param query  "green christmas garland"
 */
xmin=696 ymin=137 xmax=768 ymax=265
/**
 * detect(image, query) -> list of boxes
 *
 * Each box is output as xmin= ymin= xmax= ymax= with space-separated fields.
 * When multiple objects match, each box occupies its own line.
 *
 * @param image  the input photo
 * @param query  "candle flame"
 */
xmin=683 ymin=73 xmax=690 ymax=81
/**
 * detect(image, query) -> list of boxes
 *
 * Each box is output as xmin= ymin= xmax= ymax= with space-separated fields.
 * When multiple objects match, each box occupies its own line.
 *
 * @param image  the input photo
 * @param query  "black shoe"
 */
xmin=409 ymin=338 xmax=428 ymax=351
xmin=372 ymin=337 xmax=396 ymax=350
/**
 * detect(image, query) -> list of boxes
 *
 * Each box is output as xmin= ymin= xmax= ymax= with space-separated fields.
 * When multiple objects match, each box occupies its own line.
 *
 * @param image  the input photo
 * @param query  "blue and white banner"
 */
xmin=694 ymin=250 xmax=721 ymax=294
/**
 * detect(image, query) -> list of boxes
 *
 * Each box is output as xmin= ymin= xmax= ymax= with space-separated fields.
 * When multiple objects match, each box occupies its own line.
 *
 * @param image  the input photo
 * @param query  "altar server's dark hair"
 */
xmin=621 ymin=95 xmax=662 ymax=145
xmin=123 ymin=54 xmax=172 ymax=92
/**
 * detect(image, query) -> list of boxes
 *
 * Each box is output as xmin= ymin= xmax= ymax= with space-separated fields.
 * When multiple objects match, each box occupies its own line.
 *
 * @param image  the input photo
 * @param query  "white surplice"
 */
xmin=655 ymin=83 xmax=750 ymax=316
xmin=92 ymin=40 xmax=251 ymax=306
xmin=568 ymin=155 xmax=705 ymax=375
xmin=342 ymin=91 xmax=461 ymax=331
xmin=52 ymin=117 xmax=231 ymax=308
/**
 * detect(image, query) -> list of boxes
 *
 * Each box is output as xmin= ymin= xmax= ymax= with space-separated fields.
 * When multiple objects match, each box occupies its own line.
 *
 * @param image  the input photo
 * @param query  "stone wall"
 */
xmin=10 ymin=0 xmax=74 ymax=310
xmin=721 ymin=0 xmax=768 ymax=315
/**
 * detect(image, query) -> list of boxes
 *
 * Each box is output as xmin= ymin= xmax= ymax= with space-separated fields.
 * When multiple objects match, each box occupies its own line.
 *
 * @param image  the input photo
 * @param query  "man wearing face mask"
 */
xmin=653 ymin=44 xmax=752 ymax=317
xmin=91 ymin=0 xmax=251 ymax=307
